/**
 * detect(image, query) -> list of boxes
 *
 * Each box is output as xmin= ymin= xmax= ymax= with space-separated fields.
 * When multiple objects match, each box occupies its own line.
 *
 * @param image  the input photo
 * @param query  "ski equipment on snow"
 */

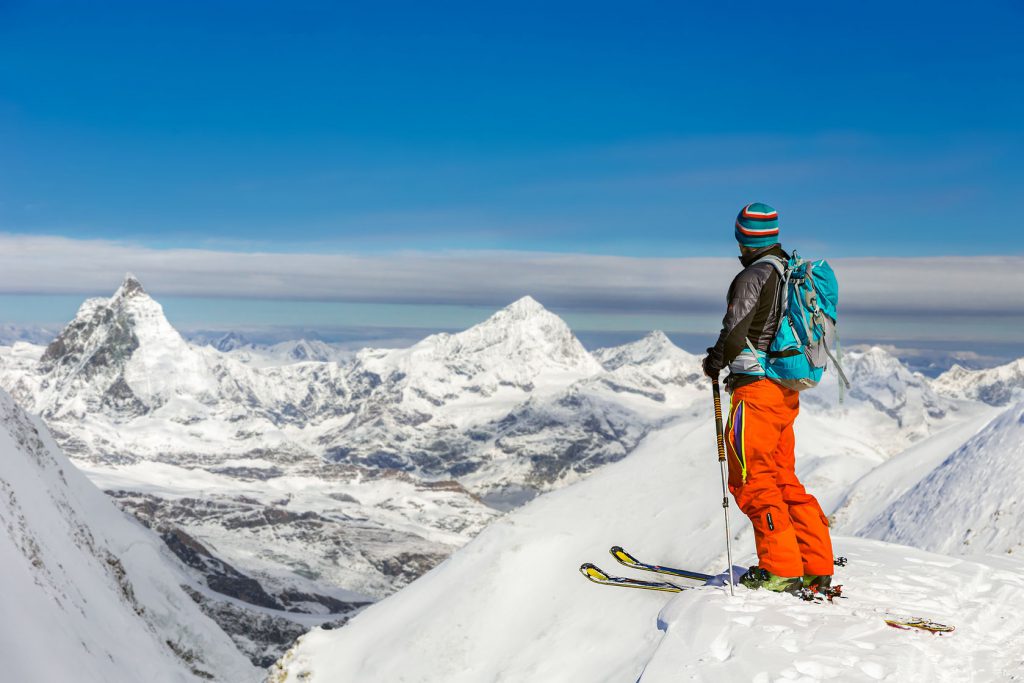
xmin=750 ymin=251 xmax=851 ymax=395
xmin=712 ymin=378 xmax=736 ymax=596
xmin=579 ymin=563 xmax=686 ymax=593
xmin=610 ymin=546 xmax=713 ymax=582
xmin=580 ymin=549 xmax=956 ymax=634
xmin=884 ymin=617 xmax=956 ymax=634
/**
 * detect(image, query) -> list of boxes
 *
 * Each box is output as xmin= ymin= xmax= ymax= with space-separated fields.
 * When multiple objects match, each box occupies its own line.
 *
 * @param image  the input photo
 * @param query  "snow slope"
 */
xmin=0 ymin=388 xmax=258 ymax=683
xmin=830 ymin=403 xmax=1000 ymax=534
xmin=860 ymin=400 xmax=1024 ymax=556
xmin=270 ymin=415 xmax=1024 ymax=682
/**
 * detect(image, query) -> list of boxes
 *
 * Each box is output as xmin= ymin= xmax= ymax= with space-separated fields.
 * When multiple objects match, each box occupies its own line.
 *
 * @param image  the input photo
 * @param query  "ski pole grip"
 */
xmin=712 ymin=379 xmax=727 ymax=463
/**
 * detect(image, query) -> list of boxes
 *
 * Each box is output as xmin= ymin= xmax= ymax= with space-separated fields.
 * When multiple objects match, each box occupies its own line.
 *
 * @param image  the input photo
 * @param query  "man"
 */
xmin=702 ymin=202 xmax=834 ymax=595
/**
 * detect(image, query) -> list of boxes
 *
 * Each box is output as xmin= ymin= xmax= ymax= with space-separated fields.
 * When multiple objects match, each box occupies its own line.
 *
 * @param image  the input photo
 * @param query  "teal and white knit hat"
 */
xmin=735 ymin=202 xmax=780 ymax=247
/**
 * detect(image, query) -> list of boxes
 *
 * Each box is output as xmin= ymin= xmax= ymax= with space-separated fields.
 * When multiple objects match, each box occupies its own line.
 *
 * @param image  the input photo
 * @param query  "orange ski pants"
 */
xmin=725 ymin=379 xmax=833 ymax=578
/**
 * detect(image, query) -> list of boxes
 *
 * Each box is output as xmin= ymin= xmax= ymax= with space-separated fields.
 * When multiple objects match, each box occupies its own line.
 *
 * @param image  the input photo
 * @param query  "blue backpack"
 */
xmin=749 ymin=252 xmax=851 ymax=393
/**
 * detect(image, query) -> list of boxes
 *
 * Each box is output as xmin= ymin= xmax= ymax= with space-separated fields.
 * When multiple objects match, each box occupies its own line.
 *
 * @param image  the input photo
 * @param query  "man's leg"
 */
xmin=726 ymin=381 xmax=804 ymax=579
xmin=772 ymin=409 xmax=834 ymax=577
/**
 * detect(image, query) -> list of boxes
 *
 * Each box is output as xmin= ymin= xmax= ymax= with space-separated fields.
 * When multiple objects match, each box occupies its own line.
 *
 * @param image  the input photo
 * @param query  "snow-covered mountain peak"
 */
xmin=799 ymin=345 xmax=960 ymax=452
xmin=42 ymin=274 xmax=176 ymax=367
xmin=500 ymin=294 xmax=546 ymax=316
xmin=456 ymin=295 xmax=581 ymax=353
xmin=112 ymin=272 xmax=147 ymax=300
xmin=848 ymin=345 xmax=909 ymax=374
xmin=213 ymin=331 xmax=249 ymax=352
xmin=933 ymin=356 xmax=1024 ymax=406
xmin=33 ymin=278 xmax=218 ymax=417
xmin=594 ymin=331 xmax=699 ymax=371
xmin=362 ymin=295 xmax=601 ymax=380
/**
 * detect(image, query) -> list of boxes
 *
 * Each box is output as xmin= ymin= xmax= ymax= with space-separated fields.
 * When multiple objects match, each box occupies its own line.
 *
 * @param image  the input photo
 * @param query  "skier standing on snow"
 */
xmin=702 ymin=203 xmax=834 ymax=595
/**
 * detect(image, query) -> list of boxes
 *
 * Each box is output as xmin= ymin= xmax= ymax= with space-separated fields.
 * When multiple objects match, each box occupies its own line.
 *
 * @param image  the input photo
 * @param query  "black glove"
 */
xmin=702 ymin=349 xmax=721 ymax=379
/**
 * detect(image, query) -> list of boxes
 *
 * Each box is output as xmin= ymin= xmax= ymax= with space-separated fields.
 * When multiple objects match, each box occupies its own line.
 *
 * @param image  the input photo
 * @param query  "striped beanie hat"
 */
xmin=735 ymin=202 xmax=780 ymax=247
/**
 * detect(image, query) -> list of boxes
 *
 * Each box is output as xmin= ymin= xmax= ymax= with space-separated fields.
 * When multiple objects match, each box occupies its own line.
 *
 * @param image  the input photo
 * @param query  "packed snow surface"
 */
xmin=271 ymin=418 xmax=1024 ymax=682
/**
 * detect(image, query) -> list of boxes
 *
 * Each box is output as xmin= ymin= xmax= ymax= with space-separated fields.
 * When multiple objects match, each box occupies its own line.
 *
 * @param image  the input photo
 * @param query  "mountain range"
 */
xmin=3 ymin=273 xmax=1023 ymax=678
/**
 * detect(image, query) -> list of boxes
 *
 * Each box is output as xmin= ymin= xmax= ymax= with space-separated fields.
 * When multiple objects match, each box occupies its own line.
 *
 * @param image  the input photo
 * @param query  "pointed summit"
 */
xmin=357 ymin=294 xmax=603 ymax=395
xmin=470 ymin=295 xmax=574 ymax=341
xmin=502 ymin=295 xmax=546 ymax=316
xmin=112 ymin=273 xmax=147 ymax=300
xmin=480 ymin=296 xmax=564 ymax=332
xmin=37 ymin=275 xmax=208 ymax=416
xmin=593 ymin=331 xmax=699 ymax=373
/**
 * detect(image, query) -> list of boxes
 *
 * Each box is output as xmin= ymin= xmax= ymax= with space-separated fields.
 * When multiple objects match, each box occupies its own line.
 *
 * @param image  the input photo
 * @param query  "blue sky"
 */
xmin=0 ymin=1 xmax=1022 ymax=352
xmin=2 ymin=1 xmax=1022 ymax=254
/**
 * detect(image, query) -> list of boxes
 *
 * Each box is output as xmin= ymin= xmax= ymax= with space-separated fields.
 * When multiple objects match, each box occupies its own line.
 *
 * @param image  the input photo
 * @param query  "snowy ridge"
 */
xmin=933 ymin=357 xmax=1024 ymax=406
xmin=860 ymin=400 xmax=1024 ymax=555
xmin=218 ymin=338 xmax=353 ymax=368
xmin=828 ymin=402 xmax=1000 ymax=534
xmin=0 ymin=387 xmax=258 ymax=682
xmin=803 ymin=346 xmax=959 ymax=453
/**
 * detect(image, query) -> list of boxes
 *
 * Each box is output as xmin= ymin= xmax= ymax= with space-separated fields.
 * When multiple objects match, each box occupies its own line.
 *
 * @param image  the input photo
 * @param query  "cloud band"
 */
xmin=0 ymin=234 xmax=1021 ymax=317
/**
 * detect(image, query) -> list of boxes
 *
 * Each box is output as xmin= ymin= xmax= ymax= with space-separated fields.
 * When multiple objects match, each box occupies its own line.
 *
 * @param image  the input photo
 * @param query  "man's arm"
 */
xmin=703 ymin=267 xmax=770 ymax=376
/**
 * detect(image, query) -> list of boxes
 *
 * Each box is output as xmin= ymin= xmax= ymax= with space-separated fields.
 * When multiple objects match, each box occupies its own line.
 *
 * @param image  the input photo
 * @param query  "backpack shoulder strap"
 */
xmin=753 ymin=254 xmax=791 ymax=318
xmin=752 ymin=254 xmax=787 ymax=278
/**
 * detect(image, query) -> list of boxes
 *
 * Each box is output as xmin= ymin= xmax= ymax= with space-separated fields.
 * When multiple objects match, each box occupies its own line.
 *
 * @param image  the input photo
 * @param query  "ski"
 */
xmin=579 ymin=563 xmax=686 ymax=593
xmin=585 ymin=551 xmax=955 ymax=634
xmin=884 ymin=617 xmax=955 ymax=634
xmin=609 ymin=546 xmax=713 ymax=583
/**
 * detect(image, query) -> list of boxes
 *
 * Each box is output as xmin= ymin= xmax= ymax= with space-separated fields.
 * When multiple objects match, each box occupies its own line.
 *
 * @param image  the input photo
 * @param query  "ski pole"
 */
xmin=712 ymin=378 xmax=736 ymax=596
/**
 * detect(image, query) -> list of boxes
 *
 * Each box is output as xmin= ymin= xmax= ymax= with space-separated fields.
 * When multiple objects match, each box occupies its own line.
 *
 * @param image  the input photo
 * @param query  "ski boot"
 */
xmin=802 ymin=574 xmax=832 ymax=592
xmin=739 ymin=566 xmax=802 ymax=595
xmin=801 ymin=574 xmax=844 ymax=602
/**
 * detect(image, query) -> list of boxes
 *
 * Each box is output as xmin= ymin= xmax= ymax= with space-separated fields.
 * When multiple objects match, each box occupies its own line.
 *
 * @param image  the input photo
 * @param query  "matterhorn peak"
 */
xmin=36 ymin=273 xmax=207 ymax=414
xmin=112 ymin=273 xmax=147 ymax=301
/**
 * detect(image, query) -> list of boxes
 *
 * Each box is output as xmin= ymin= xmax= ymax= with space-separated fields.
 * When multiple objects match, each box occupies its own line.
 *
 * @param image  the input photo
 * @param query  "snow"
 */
xmin=860 ymin=400 xmax=1024 ymax=556
xmin=4 ymin=275 xmax=1024 ymax=679
xmin=218 ymin=338 xmax=353 ymax=368
xmin=644 ymin=539 xmax=1024 ymax=681
xmin=80 ymin=458 xmax=497 ymax=599
xmin=270 ymin=416 xmax=1024 ymax=682
xmin=0 ymin=388 xmax=258 ymax=682
xmin=933 ymin=357 xmax=1024 ymax=406
xmin=830 ymin=403 xmax=1000 ymax=533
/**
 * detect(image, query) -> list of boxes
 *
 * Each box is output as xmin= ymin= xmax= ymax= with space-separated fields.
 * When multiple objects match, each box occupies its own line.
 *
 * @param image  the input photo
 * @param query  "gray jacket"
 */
xmin=706 ymin=244 xmax=787 ymax=390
